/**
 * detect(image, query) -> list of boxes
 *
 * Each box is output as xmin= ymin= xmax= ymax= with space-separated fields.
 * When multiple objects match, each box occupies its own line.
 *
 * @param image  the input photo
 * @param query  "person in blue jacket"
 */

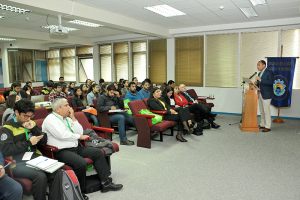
xmin=124 ymin=82 xmax=143 ymax=101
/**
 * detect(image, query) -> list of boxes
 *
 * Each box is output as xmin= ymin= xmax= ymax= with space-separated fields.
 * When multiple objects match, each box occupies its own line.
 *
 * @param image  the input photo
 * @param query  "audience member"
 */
xmin=69 ymin=82 xmax=76 ymax=95
xmin=42 ymin=98 xmax=123 ymax=194
xmin=132 ymin=77 xmax=141 ymax=91
xmin=59 ymin=76 xmax=65 ymax=84
xmin=147 ymin=87 xmax=188 ymax=142
xmin=2 ymin=94 xmax=20 ymax=125
xmin=86 ymin=79 xmax=92 ymax=89
xmin=49 ymin=83 xmax=67 ymax=102
xmin=41 ymin=81 xmax=53 ymax=95
xmin=97 ymin=84 xmax=135 ymax=145
xmin=138 ymin=79 xmax=151 ymax=99
xmin=3 ymin=82 xmax=22 ymax=100
xmin=72 ymin=87 xmax=99 ymax=126
xmin=124 ymin=82 xmax=142 ymax=101
xmin=20 ymin=85 xmax=32 ymax=99
xmin=87 ymin=83 xmax=100 ymax=106
xmin=0 ymin=151 xmax=23 ymax=200
xmin=121 ymin=80 xmax=129 ymax=96
xmin=99 ymin=78 xmax=105 ymax=86
xmin=0 ymin=99 xmax=49 ymax=200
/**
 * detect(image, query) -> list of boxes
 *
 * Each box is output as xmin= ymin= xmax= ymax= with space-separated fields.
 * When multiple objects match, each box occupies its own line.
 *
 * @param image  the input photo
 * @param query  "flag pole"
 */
xmin=273 ymin=45 xmax=284 ymax=123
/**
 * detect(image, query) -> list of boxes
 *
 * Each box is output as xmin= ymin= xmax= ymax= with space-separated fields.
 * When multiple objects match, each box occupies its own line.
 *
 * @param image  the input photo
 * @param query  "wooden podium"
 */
xmin=240 ymin=84 xmax=259 ymax=132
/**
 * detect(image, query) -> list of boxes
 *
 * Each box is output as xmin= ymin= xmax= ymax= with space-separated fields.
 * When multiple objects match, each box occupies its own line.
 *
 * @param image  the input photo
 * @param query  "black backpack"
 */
xmin=49 ymin=169 xmax=85 ymax=200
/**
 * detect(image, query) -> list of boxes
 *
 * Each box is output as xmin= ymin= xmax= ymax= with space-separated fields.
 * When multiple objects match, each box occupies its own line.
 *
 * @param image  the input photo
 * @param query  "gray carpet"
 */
xmin=24 ymin=115 xmax=300 ymax=200
xmin=87 ymin=115 xmax=300 ymax=200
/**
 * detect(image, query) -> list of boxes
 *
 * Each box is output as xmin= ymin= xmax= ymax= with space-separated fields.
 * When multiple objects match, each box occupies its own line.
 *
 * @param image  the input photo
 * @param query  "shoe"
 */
xmin=192 ymin=130 xmax=203 ymax=136
xmin=211 ymin=122 xmax=220 ymax=129
xmin=101 ymin=181 xmax=123 ymax=193
xmin=262 ymin=128 xmax=271 ymax=132
xmin=189 ymin=122 xmax=195 ymax=129
xmin=83 ymin=194 xmax=89 ymax=200
xmin=120 ymin=140 xmax=134 ymax=145
xmin=183 ymin=128 xmax=194 ymax=135
xmin=259 ymin=125 xmax=265 ymax=129
xmin=176 ymin=134 xmax=188 ymax=142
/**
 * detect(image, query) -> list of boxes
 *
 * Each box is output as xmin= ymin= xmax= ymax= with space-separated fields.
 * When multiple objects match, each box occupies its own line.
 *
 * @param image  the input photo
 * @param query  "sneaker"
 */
xmin=120 ymin=140 xmax=135 ymax=145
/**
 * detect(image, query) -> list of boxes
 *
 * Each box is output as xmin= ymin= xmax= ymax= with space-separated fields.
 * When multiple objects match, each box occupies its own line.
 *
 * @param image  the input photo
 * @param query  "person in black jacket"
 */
xmin=72 ymin=87 xmax=99 ymax=126
xmin=97 ymin=84 xmax=135 ymax=145
xmin=0 ymin=99 xmax=49 ymax=200
xmin=147 ymin=87 xmax=188 ymax=142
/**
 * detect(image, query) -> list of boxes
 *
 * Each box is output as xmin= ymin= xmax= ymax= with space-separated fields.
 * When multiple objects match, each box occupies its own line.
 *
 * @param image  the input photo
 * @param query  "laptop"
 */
xmin=30 ymin=95 xmax=45 ymax=103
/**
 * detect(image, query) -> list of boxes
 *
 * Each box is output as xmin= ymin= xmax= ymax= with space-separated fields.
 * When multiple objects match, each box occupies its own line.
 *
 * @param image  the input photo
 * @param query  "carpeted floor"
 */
xmin=87 ymin=115 xmax=300 ymax=200
xmin=24 ymin=115 xmax=300 ymax=200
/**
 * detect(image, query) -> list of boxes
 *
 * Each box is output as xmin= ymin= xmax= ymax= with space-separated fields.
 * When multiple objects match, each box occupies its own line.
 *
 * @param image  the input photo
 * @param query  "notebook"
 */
xmin=26 ymin=156 xmax=64 ymax=173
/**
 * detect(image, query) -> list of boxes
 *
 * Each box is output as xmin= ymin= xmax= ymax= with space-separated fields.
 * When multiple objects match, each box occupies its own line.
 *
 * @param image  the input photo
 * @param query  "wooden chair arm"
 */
xmin=91 ymin=126 xmax=114 ymax=133
xmin=135 ymin=114 xmax=155 ymax=119
xmin=151 ymin=110 xmax=167 ymax=115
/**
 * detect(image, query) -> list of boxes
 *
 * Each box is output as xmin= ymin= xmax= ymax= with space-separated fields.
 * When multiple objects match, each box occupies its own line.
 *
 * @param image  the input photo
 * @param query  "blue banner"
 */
xmin=267 ymin=57 xmax=296 ymax=107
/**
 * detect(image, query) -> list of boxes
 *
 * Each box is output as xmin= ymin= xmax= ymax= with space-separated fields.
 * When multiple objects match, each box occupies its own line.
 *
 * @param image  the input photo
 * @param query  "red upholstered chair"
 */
xmin=33 ymin=107 xmax=49 ymax=120
xmin=44 ymin=95 xmax=49 ymax=101
xmin=128 ymin=100 xmax=176 ymax=149
xmin=186 ymin=89 xmax=214 ymax=108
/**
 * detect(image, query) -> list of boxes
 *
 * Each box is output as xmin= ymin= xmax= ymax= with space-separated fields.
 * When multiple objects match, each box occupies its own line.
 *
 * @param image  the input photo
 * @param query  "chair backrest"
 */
xmin=186 ymin=89 xmax=198 ymax=100
xmin=142 ymin=98 xmax=148 ymax=106
xmin=128 ymin=100 xmax=148 ymax=115
xmin=93 ymin=98 xmax=97 ymax=107
xmin=34 ymin=107 xmax=49 ymax=120
xmin=44 ymin=95 xmax=49 ymax=101
xmin=74 ymin=111 xmax=92 ymax=130
xmin=34 ymin=118 xmax=44 ymax=128
xmin=67 ymin=96 xmax=73 ymax=106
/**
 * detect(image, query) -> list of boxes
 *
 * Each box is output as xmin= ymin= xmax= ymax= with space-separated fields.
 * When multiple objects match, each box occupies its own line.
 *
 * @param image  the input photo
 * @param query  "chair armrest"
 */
xmin=92 ymin=126 xmax=114 ymax=133
xmin=39 ymin=144 xmax=59 ymax=159
xmin=150 ymin=110 xmax=167 ymax=115
xmin=135 ymin=114 xmax=155 ymax=119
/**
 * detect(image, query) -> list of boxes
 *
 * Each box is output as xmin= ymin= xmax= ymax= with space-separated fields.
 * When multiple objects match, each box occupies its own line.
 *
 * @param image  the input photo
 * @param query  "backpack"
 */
xmin=49 ymin=169 xmax=85 ymax=200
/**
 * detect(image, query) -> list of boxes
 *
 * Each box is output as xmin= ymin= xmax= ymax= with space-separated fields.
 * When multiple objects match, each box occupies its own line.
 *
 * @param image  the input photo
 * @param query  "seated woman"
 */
xmin=87 ymin=83 xmax=100 ymax=106
xmin=72 ymin=87 xmax=99 ymax=126
xmin=147 ymin=87 xmax=188 ymax=142
xmin=2 ymin=94 xmax=21 ymax=125
xmin=176 ymin=84 xmax=220 ymax=129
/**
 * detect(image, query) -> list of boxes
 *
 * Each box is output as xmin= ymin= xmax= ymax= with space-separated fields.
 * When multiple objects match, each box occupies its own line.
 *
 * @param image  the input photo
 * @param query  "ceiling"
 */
xmin=0 ymin=0 xmax=299 ymax=46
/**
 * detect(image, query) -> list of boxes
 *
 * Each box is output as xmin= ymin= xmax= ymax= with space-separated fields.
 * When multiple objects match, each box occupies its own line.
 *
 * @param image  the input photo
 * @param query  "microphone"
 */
xmin=249 ymin=72 xmax=257 ymax=79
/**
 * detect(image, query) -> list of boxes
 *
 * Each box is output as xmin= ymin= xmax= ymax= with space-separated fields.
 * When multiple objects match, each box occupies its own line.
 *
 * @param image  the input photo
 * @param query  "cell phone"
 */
xmin=4 ymin=162 xmax=11 ymax=169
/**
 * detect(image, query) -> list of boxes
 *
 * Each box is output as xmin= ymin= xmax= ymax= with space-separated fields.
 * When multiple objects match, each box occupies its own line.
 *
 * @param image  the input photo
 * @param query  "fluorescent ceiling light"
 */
xmin=240 ymin=7 xmax=258 ymax=18
xmin=68 ymin=20 xmax=103 ymax=27
xmin=0 ymin=16 xmax=4 ymax=19
xmin=0 ymin=3 xmax=31 ymax=14
xmin=144 ymin=4 xmax=186 ymax=17
xmin=0 ymin=38 xmax=16 ymax=41
xmin=41 ymin=25 xmax=79 ymax=31
xmin=249 ymin=0 xmax=267 ymax=6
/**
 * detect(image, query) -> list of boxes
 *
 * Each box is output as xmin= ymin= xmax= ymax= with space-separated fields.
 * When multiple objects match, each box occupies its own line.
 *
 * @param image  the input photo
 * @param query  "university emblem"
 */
xmin=273 ymin=79 xmax=286 ymax=97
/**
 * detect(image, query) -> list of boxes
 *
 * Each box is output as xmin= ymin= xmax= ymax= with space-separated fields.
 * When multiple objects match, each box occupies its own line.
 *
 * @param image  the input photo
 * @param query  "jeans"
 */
xmin=0 ymin=175 xmax=23 ymax=200
xmin=109 ymin=113 xmax=134 ymax=142
xmin=84 ymin=112 xmax=100 ymax=126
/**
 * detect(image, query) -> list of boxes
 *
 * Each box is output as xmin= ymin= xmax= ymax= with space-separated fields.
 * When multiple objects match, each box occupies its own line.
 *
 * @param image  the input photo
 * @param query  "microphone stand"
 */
xmin=229 ymin=80 xmax=246 ymax=126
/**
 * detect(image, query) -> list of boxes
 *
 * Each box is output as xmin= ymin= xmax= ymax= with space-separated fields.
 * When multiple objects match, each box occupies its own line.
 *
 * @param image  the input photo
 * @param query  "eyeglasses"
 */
xmin=20 ymin=113 xmax=34 ymax=119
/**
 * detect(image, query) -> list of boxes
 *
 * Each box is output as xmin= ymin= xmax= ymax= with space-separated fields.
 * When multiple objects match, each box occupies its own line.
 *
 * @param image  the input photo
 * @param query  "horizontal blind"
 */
xmin=175 ymin=36 xmax=203 ymax=86
xmin=48 ymin=58 xmax=60 ymax=81
xmin=47 ymin=49 xmax=59 ymax=58
xmin=77 ymin=46 xmax=93 ymax=56
xmin=281 ymin=29 xmax=300 ymax=89
xmin=35 ymin=51 xmax=46 ymax=60
xmin=206 ymin=33 xmax=238 ymax=87
xmin=100 ymin=44 xmax=112 ymax=82
xmin=63 ymin=58 xmax=76 ymax=81
xmin=241 ymin=31 xmax=278 ymax=83
xmin=114 ymin=43 xmax=128 ymax=80
xmin=61 ymin=48 xmax=75 ymax=57
xmin=79 ymin=58 xmax=94 ymax=82
xmin=149 ymin=39 xmax=167 ymax=83
xmin=132 ymin=41 xmax=147 ymax=81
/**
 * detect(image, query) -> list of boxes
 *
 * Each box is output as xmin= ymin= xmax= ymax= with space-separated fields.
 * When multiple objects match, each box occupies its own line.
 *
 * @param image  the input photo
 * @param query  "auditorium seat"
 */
xmin=128 ymin=100 xmax=176 ymax=149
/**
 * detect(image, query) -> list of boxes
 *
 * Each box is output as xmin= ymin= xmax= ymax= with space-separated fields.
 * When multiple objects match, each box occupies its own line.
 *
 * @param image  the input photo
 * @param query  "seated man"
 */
xmin=49 ymin=82 xmax=66 ymax=102
xmin=178 ymin=84 xmax=220 ymax=129
xmin=138 ymin=79 xmax=151 ymax=99
xmin=42 ymin=98 xmax=123 ymax=194
xmin=124 ymin=82 xmax=143 ymax=101
xmin=97 ymin=84 xmax=135 ymax=145
xmin=0 ymin=99 xmax=49 ymax=200
xmin=0 ymin=151 xmax=23 ymax=200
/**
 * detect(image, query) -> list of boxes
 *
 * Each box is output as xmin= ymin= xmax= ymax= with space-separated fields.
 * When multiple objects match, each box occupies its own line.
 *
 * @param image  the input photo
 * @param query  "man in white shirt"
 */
xmin=42 ymin=98 xmax=123 ymax=195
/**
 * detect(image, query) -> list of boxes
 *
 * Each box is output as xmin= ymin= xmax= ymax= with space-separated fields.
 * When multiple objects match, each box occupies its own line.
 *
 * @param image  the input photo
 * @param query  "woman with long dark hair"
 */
xmin=87 ymin=83 xmax=100 ymax=106
xmin=147 ymin=87 xmax=188 ymax=142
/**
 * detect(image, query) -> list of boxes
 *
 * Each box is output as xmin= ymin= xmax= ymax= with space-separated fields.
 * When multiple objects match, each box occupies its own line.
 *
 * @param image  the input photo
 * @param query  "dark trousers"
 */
xmin=188 ymin=103 xmax=210 ymax=122
xmin=0 ymin=175 xmax=23 ymax=200
xmin=12 ymin=163 xmax=48 ymax=200
xmin=55 ymin=146 xmax=111 ymax=193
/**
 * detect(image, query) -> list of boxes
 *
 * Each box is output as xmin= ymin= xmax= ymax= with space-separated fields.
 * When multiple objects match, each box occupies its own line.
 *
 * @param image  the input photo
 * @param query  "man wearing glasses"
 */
xmin=0 ymin=99 xmax=48 ymax=200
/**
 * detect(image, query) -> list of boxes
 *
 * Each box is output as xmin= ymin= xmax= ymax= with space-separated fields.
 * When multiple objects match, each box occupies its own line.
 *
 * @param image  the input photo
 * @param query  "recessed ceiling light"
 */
xmin=0 ymin=3 xmax=31 ymax=14
xmin=240 ymin=7 xmax=258 ymax=18
xmin=144 ymin=4 xmax=186 ymax=17
xmin=41 ymin=25 xmax=78 ymax=32
xmin=0 ymin=38 xmax=16 ymax=41
xmin=68 ymin=20 xmax=103 ymax=27
xmin=0 ymin=16 xmax=4 ymax=19
xmin=249 ymin=0 xmax=267 ymax=6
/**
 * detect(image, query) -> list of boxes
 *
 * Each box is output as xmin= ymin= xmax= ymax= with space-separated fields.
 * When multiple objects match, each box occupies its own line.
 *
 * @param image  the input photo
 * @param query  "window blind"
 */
xmin=149 ymin=39 xmax=167 ymax=83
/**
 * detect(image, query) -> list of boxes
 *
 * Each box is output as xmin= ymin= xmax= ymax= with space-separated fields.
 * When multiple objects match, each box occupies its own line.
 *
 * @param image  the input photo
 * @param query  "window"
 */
xmin=114 ymin=42 xmax=129 ymax=81
xmin=132 ymin=41 xmax=147 ymax=81
xmin=8 ymin=49 xmax=33 ymax=82
xmin=100 ymin=44 xmax=112 ymax=82
xmin=281 ymin=29 xmax=300 ymax=89
xmin=241 ymin=31 xmax=278 ymax=84
xmin=47 ymin=49 xmax=60 ymax=81
xmin=149 ymin=39 xmax=167 ymax=83
xmin=206 ymin=33 xmax=239 ymax=87
xmin=34 ymin=50 xmax=47 ymax=82
xmin=61 ymin=48 xmax=76 ymax=81
xmin=175 ymin=36 xmax=204 ymax=86
xmin=77 ymin=46 xmax=93 ymax=83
